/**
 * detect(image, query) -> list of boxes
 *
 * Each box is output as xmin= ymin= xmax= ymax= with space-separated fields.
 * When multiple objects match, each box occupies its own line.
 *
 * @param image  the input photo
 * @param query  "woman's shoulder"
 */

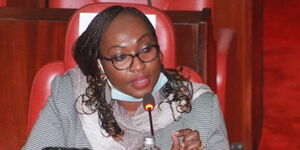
xmin=51 ymin=72 xmax=73 ymax=97
xmin=188 ymin=82 xmax=219 ymax=117
xmin=191 ymin=82 xmax=214 ymax=95
xmin=191 ymin=82 xmax=217 ymax=105
xmin=51 ymin=66 xmax=85 ymax=95
xmin=49 ymin=67 xmax=81 ymax=108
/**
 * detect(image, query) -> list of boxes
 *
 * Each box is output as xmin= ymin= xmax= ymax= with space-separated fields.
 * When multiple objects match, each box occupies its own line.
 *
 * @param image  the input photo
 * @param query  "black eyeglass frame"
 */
xmin=98 ymin=44 xmax=160 ymax=70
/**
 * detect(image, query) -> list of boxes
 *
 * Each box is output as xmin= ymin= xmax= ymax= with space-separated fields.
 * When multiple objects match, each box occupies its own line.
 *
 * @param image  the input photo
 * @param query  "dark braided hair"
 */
xmin=73 ymin=5 xmax=193 ymax=138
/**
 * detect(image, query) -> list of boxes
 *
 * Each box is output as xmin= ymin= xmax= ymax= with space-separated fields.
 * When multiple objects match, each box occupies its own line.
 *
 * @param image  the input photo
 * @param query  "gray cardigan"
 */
xmin=23 ymin=73 xmax=229 ymax=150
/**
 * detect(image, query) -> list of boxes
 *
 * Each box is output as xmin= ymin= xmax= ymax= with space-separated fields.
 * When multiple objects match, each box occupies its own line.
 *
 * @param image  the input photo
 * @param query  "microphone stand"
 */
xmin=147 ymin=107 xmax=154 ymax=137
xmin=142 ymin=93 xmax=161 ymax=149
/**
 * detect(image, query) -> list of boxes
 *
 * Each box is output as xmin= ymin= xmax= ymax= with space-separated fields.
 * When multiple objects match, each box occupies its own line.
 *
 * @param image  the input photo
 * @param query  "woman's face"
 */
xmin=99 ymin=12 xmax=161 ymax=98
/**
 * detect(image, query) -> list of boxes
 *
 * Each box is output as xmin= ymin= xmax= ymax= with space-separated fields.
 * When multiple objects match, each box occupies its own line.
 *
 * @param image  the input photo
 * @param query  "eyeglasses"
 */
xmin=98 ymin=44 xmax=160 ymax=70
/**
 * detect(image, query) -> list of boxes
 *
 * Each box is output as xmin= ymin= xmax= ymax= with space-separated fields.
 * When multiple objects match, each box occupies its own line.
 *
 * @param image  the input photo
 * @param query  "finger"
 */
xmin=176 ymin=129 xmax=193 ymax=148
xmin=171 ymin=131 xmax=181 ymax=150
xmin=182 ymin=130 xmax=200 ymax=145
xmin=177 ymin=128 xmax=193 ymax=136
xmin=184 ymin=139 xmax=202 ymax=150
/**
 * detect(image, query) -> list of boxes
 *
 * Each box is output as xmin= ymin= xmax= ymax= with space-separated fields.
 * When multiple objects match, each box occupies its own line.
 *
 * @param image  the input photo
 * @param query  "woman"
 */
xmin=23 ymin=5 xmax=229 ymax=150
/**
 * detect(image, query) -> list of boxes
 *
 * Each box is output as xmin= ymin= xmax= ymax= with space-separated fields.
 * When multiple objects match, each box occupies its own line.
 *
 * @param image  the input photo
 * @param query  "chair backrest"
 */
xmin=64 ymin=3 xmax=176 ymax=69
xmin=28 ymin=3 xmax=202 ymax=134
xmin=48 ymin=0 xmax=212 ymax=10
xmin=48 ymin=0 xmax=169 ymax=9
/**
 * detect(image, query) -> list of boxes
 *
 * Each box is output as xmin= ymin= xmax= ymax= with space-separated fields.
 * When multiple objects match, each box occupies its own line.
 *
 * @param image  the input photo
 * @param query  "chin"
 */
xmin=132 ymin=87 xmax=154 ymax=98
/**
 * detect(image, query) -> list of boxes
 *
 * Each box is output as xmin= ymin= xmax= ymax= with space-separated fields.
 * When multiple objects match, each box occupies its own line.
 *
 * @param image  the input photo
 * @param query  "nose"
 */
xmin=129 ymin=56 xmax=145 ymax=72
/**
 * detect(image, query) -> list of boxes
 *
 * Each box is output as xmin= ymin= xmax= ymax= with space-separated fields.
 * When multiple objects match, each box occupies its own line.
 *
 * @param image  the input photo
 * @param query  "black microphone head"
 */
xmin=143 ymin=93 xmax=155 ymax=111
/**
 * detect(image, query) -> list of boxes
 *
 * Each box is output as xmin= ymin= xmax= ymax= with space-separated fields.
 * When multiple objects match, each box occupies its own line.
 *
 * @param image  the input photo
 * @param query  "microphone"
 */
xmin=143 ymin=93 xmax=155 ymax=136
xmin=143 ymin=93 xmax=155 ymax=111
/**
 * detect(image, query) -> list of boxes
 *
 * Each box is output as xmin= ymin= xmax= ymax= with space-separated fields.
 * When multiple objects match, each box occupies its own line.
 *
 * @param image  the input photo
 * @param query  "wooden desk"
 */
xmin=0 ymin=7 xmax=215 ymax=149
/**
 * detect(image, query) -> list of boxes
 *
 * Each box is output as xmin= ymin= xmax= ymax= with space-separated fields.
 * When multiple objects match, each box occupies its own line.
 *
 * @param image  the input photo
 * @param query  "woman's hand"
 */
xmin=171 ymin=128 xmax=204 ymax=150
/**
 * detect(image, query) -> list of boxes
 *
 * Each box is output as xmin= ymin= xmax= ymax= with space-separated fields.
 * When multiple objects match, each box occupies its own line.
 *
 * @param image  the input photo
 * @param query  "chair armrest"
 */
xmin=27 ymin=61 xmax=65 ymax=135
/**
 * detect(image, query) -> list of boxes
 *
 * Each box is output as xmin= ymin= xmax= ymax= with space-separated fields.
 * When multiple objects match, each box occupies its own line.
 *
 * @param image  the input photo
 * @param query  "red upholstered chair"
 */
xmin=28 ymin=3 xmax=202 ymax=134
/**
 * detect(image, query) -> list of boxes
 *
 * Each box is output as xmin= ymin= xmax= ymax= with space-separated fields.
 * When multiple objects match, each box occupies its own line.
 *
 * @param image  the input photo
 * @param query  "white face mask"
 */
xmin=97 ymin=59 xmax=168 ymax=102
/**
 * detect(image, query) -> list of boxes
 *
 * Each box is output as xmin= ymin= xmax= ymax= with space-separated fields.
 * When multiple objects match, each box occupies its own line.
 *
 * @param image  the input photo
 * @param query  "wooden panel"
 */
xmin=0 ymin=8 xmax=68 ymax=150
xmin=251 ymin=0 xmax=264 ymax=148
xmin=166 ymin=9 xmax=216 ymax=91
xmin=0 ymin=22 xmax=29 ymax=148
xmin=214 ymin=0 xmax=264 ymax=149
xmin=0 ymin=7 xmax=74 ymax=20
xmin=0 ymin=7 xmax=214 ymax=149
xmin=6 ymin=0 xmax=45 ymax=7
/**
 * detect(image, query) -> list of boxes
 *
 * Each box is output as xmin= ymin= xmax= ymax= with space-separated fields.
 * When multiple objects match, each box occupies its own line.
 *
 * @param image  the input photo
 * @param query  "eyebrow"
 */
xmin=137 ymin=33 xmax=152 ymax=43
xmin=107 ymin=33 xmax=152 ymax=51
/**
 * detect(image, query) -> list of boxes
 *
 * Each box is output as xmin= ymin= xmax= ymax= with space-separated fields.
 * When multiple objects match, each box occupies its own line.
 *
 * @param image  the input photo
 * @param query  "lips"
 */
xmin=130 ymin=75 xmax=151 ymax=89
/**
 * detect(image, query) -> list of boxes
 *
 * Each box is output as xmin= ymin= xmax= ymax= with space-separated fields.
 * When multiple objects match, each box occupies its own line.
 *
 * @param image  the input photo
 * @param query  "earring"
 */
xmin=100 ymin=72 xmax=107 ymax=81
xmin=97 ymin=59 xmax=107 ymax=81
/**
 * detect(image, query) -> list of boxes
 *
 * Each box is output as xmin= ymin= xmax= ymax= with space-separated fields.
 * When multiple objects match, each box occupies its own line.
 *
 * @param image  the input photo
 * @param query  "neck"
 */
xmin=118 ymin=101 xmax=142 ymax=116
